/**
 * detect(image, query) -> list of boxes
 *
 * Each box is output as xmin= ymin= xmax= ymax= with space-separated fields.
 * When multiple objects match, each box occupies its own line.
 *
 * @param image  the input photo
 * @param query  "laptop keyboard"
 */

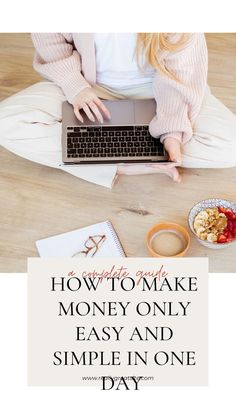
xmin=66 ymin=125 xmax=164 ymax=159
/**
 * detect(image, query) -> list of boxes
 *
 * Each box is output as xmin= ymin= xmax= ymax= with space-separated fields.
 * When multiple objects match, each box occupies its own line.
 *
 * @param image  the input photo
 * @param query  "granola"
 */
xmin=193 ymin=207 xmax=236 ymax=243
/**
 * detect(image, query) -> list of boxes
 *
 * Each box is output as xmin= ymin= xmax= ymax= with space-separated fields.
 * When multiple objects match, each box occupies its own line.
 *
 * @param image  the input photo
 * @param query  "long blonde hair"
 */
xmin=135 ymin=33 xmax=189 ymax=80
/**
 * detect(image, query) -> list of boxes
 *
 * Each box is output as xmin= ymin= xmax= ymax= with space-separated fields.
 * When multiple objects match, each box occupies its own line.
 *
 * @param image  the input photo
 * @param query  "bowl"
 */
xmin=146 ymin=222 xmax=190 ymax=257
xmin=188 ymin=198 xmax=236 ymax=249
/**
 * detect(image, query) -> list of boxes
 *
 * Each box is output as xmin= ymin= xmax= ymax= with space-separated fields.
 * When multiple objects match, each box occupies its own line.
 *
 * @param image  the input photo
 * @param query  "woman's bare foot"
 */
xmin=117 ymin=163 xmax=182 ymax=182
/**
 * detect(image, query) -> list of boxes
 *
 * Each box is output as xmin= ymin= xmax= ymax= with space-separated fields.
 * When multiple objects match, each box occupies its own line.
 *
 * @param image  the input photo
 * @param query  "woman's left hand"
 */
xmin=164 ymin=137 xmax=182 ymax=165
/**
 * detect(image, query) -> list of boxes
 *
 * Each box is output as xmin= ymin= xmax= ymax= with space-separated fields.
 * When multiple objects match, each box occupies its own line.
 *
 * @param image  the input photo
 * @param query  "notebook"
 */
xmin=35 ymin=220 xmax=126 ymax=258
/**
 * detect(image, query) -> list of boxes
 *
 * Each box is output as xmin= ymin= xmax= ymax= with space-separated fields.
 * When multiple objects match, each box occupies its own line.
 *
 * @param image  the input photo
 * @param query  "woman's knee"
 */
xmin=181 ymin=132 xmax=236 ymax=168
xmin=0 ymin=81 xmax=65 ymax=131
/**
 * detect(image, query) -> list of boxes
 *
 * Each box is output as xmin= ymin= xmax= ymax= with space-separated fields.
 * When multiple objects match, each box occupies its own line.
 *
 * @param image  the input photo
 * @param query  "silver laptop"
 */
xmin=62 ymin=99 xmax=168 ymax=164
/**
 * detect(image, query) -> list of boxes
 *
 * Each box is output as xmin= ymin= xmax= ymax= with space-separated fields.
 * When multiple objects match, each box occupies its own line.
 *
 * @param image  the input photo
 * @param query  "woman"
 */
xmin=0 ymin=33 xmax=236 ymax=187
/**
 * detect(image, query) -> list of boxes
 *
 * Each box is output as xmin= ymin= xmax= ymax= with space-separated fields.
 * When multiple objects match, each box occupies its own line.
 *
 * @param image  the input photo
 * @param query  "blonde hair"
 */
xmin=135 ymin=33 xmax=189 ymax=80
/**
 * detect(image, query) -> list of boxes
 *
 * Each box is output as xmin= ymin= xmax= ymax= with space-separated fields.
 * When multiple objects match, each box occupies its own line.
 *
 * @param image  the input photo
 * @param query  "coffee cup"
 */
xmin=146 ymin=222 xmax=190 ymax=257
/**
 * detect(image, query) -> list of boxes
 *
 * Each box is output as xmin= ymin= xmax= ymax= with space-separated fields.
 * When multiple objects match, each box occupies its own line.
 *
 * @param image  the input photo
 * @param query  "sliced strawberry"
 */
xmin=233 ymin=227 xmax=236 ymax=236
xmin=217 ymin=234 xmax=227 ymax=243
xmin=228 ymin=220 xmax=234 ymax=232
xmin=225 ymin=210 xmax=234 ymax=220
xmin=218 ymin=206 xmax=226 ymax=213
xmin=218 ymin=238 xmax=227 ymax=243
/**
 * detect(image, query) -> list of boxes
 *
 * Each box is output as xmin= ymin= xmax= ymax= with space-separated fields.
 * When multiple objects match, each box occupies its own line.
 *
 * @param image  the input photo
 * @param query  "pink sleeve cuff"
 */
xmin=160 ymin=132 xmax=183 ymax=144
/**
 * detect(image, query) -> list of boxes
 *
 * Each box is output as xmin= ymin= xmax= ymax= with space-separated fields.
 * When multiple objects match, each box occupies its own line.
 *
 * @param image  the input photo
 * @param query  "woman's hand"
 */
xmin=71 ymin=87 xmax=111 ymax=123
xmin=164 ymin=137 xmax=182 ymax=165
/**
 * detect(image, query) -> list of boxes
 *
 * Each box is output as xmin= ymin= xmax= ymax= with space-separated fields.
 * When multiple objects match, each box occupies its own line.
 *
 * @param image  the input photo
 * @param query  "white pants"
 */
xmin=0 ymin=81 xmax=236 ymax=188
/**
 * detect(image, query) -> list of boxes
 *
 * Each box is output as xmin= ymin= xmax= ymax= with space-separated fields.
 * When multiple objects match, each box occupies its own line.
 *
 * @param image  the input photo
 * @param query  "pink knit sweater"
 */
xmin=31 ymin=33 xmax=208 ymax=144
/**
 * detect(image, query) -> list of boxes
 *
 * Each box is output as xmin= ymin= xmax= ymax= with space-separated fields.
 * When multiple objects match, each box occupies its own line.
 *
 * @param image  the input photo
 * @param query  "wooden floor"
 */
xmin=0 ymin=33 xmax=236 ymax=272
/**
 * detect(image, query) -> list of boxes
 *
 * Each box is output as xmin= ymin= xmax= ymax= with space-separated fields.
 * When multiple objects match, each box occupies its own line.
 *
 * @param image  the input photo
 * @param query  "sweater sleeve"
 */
xmin=149 ymin=33 xmax=208 ymax=144
xmin=31 ymin=33 xmax=91 ymax=103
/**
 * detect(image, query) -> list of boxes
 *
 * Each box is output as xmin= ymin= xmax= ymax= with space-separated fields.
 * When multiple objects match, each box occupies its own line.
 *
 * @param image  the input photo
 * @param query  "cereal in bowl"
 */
xmin=193 ymin=207 xmax=233 ymax=243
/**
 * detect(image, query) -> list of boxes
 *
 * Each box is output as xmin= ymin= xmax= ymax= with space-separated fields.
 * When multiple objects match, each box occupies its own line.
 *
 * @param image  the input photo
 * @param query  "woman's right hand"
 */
xmin=71 ymin=87 xmax=111 ymax=123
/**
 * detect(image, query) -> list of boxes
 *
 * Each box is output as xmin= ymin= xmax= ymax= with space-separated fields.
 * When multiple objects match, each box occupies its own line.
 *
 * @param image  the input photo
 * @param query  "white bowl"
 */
xmin=188 ymin=198 xmax=236 ymax=249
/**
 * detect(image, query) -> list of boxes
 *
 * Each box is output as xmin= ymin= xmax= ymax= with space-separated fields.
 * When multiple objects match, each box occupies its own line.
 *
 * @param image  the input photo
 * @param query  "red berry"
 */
xmin=228 ymin=220 xmax=234 ymax=232
xmin=217 ymin=234 xmax=227 ymax=243
xmin=225 ymin=209 xmax=234 ymax=220
xmin=218 ymin=206 xmax=226 ymax=213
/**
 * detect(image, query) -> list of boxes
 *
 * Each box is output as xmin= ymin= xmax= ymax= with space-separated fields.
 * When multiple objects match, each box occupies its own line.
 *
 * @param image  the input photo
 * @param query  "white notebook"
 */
xmin=36 ymin=220 xmax=125 ymax=258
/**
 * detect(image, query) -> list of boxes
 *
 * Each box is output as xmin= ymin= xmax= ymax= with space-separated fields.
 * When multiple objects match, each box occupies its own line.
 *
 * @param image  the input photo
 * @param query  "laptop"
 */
xmin=61 ymin=99 xmax=168 ymax=164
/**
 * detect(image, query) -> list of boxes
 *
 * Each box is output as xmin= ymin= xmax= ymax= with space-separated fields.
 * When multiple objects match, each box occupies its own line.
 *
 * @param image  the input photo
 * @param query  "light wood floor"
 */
xmin=0 ymin=33 xmax=236 ymax=272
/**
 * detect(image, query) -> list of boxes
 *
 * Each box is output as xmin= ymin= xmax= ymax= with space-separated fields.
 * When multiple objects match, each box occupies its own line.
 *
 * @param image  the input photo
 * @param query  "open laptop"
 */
xmin=62 ymin=99 xmax=168 ymax=164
